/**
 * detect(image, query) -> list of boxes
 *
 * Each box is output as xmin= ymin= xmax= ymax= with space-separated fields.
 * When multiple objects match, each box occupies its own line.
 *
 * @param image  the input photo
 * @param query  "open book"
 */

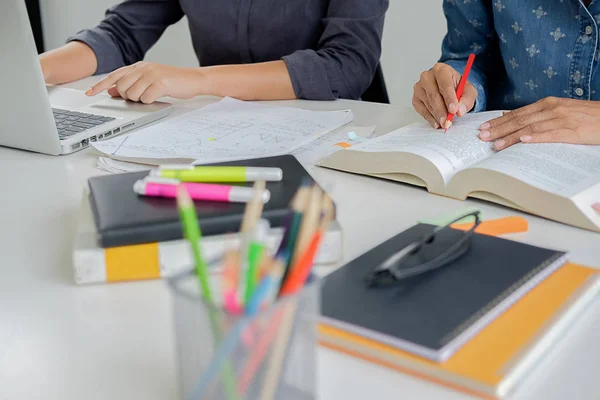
xmin=320 ymin=111 xmax=600 ymax=232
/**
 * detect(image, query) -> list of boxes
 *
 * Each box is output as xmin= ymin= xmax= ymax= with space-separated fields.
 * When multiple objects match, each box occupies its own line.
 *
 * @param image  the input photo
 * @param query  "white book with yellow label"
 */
xmin=72 ymin=193 xmax=343 ymax=284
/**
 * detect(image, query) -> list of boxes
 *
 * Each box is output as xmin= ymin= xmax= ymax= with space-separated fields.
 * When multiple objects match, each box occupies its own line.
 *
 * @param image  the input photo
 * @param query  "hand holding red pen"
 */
xmin=412 ymin=54 xmax=478 ymax=130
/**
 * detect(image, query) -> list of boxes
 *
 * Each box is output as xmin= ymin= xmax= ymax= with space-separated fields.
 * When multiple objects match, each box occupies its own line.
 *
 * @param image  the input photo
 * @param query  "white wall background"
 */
xmin=40 ymin=0 xmax=446 ymax=109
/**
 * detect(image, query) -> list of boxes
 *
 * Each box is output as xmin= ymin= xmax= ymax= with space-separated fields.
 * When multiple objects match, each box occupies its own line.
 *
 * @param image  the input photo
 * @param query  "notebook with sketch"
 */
xmin=320 ymin=111 xmax=600 ymax=232
xmin=91 ymin=97 xmax=354 ymax=165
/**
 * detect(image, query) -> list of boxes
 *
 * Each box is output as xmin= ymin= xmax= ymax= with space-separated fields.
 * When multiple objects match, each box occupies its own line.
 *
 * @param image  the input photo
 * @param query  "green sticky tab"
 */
xmin=419 ymin=207 xmax=483 ymax=226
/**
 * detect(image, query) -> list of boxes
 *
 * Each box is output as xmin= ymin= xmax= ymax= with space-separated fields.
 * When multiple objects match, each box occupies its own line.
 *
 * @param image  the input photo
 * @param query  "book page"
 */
xmin=351 ymin=111 xmax=502 ymax=183
xmin=471 ymin=143 xmax=600 ymax=198
xmin=91 ymin=97 xmax=353 ymax=164
xmin=292 ymin=126 xmax=375 ymax=166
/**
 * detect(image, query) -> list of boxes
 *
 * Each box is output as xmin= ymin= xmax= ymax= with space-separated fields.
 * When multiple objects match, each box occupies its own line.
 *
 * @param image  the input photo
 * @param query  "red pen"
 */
xmin=444 ymin=53 xmax=476 ymax=133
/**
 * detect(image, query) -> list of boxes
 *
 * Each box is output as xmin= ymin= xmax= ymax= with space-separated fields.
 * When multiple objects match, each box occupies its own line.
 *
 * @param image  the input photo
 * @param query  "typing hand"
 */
xmin=479 ymin=97 xmax=600 ymax=150
xmin=412 ymin=63 xmax=478 ymax=129
xmin=85 ymin=62 xmax=204 ymax=103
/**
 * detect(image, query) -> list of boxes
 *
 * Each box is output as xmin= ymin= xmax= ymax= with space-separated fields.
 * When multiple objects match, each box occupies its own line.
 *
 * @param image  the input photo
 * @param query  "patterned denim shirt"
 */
xmin=440 ymin=0 xmax=600 ymax=111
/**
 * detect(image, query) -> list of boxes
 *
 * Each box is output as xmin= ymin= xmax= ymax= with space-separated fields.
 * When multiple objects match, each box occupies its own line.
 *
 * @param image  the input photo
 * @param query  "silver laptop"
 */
xmin=1 ymin=0 xmax=172 ymax=155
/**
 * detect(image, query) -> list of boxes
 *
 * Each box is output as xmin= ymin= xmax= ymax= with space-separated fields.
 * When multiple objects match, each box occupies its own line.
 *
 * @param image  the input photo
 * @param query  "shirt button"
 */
xmin=586 ymin=25 xmax=593 ymax=35
xmin=575 ymin=87 xmax=584 ymax=96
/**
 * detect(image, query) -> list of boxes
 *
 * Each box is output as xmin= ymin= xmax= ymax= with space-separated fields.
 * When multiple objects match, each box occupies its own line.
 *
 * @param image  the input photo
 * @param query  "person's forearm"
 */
xmin=40 ymin=42 xmax=98 ymax=85
xmin=201 ymin=60 xmax=296 ymax=101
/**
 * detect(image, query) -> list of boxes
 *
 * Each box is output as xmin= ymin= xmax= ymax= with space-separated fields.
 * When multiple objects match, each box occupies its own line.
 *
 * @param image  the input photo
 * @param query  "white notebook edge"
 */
xmin=318 ymin=273 xmax=600 ymax=398
xmin=497 ymin=274 xmax=600 ymax=397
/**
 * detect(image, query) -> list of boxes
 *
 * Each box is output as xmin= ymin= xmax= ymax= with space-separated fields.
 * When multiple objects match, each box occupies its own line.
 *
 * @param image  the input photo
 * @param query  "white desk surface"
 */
xmin=1 ymin=81 xmax=599 ymax=400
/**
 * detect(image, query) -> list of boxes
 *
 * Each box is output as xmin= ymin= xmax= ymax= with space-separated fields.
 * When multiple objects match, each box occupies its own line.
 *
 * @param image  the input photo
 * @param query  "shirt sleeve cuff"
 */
xmin=282 ymin=50 xmax=342 ymax=101
xmin=67 ymin=29 xmax=126 ymax=75
xmin=444 ymin=59 xmax=487 ymax=113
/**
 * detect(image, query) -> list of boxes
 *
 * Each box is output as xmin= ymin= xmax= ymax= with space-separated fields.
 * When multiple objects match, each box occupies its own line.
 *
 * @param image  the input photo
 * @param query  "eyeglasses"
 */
xmin=366 ymin=211 xmax=482 ymax=287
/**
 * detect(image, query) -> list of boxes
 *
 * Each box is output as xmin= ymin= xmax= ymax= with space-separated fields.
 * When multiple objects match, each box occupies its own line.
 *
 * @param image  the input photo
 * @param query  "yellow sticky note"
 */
xmin=208 ymin=138 xmax=216 ymax=141
xmin=105 ymin=243 xmax=160 ymax=282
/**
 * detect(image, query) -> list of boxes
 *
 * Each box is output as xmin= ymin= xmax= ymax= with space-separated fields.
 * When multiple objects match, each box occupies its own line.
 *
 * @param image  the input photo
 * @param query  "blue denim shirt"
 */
xmin=441 ymin=0 xmax=600 ymax=111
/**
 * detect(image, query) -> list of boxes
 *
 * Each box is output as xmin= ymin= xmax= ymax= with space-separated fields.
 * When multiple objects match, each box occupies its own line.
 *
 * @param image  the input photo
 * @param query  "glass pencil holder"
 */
xmin=168 ymin=267 xmax=320 ymax=400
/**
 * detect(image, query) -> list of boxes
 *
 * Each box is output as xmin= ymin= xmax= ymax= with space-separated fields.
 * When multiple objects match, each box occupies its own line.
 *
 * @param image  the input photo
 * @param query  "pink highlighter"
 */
xmin=133 ymin=177 xmax=271 ymax=203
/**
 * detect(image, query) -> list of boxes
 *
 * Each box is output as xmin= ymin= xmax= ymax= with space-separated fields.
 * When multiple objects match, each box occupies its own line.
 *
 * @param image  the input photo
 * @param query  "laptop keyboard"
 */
xmin=52 ymin=108 xmax=116 ymax=140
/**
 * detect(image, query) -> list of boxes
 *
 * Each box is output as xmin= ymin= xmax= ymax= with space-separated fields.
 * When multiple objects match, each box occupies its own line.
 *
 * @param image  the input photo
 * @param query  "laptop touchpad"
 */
xmin=47 ymin=86 xmax=110 ymax=110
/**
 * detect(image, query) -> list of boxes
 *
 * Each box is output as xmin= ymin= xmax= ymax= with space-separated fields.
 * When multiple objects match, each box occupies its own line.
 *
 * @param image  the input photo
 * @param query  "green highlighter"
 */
xmin=151 ymin=165 xmax=283 ymax=183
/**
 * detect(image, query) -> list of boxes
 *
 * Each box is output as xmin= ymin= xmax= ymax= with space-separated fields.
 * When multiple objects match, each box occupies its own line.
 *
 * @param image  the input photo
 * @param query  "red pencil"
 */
xmin=444 ymin=53 xmax=476 ymax=133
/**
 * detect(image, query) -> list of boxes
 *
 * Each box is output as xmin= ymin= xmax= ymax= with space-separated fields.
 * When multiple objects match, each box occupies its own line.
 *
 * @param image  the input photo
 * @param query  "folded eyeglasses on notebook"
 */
xmin=366 ymin=211 xmax=482 ymax=287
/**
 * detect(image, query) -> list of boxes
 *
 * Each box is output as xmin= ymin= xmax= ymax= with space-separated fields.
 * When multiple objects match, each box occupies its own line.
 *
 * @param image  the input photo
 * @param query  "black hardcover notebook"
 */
xmin=321 ymin=224 xmax=567 ymax=362
xmin=88 ymin=155 xmax=322 ymax=248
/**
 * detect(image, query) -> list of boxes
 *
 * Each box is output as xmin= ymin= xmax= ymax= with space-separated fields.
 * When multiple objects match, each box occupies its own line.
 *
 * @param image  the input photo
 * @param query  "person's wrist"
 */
xmin=39 ymin=56 xmax=54 ymax=84
xmin=192 ymin=67 xmax=210 ymax=97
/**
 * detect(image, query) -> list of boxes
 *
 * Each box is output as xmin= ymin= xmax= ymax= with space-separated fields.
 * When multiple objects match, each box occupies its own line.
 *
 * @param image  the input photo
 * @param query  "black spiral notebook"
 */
xmin=87 ymin=155 xmax=323 ymax=248
xmin=321 ymin=224 xmax=567 ymax=362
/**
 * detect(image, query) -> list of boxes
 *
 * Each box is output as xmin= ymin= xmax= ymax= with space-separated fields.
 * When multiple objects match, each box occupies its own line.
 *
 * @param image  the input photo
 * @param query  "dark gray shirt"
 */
xmin=69 ymin=0 xmax=388 ymax=100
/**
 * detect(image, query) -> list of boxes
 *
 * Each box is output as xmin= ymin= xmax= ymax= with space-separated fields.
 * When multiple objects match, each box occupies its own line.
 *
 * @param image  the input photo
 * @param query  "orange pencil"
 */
xmin=279 ymin=195 xmax=335 ymax=296
xmin=279 ymin=231 xmax=323 ymax=296
xmin=444 ymin=53 xmax=476 ymax=133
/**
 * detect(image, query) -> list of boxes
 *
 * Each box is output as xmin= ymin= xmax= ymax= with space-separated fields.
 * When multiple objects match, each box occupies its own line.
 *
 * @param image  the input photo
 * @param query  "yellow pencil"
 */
xmin=240 ymin=180 xmax=267 ymax=235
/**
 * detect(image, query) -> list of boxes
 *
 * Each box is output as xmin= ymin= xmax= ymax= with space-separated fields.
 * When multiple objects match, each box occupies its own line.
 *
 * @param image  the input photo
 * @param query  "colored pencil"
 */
xmin=239 ymin=181 xmax=267 ymax=304
xmin=444 ymin=53 xmax=476 ymax=133
xmin=176 ymin=185 xmax=213 ymax=303
xmin=290 ymin=185 xmax=322 ymax=266
xmin=223 ymin=249 xmax=242 ymax=315
xmin=280 ymin=195 xmax=334 ymax=296
xmin=258 ymin=303 xmax=298 ymax=400
xmin=240 ymin=181 xmax=267 ymax=235
xmin=244 ymin=219 xmax=270 ymax=304
xmin=189 ymin=259 xmax=286 ymax=399
xmin=279 ymin=182 xmax=312 ymax=287
xmin=237 ymin=307 xmax=287 ymax=395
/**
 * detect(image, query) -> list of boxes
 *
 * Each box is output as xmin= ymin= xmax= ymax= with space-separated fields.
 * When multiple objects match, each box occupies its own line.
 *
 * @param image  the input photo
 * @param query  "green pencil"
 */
xmin=177 ymin=185 xmax=214 ymax=303
xmin=176 ymin=185 xmax=238 ymax=400
xmin=244 ymin=219 xmax=269 ymax=304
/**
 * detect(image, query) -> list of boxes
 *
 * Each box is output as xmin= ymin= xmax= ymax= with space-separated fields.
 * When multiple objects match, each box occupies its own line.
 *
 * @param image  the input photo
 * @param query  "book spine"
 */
xmin=98 ymin=210 xmax=293 ymax=248
xmin=73 ymin=226 xmax=343 ymax=284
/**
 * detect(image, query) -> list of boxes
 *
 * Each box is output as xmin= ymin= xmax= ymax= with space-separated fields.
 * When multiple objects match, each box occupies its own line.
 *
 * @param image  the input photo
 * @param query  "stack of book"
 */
xmin=72 ymin=155 xmax=342 ymax=284
xmin=318 ymin=223 xmax=599 ymax=399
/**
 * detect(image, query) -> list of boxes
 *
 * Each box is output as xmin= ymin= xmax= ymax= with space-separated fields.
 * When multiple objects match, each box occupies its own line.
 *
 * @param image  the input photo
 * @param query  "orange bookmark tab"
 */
xmin=451 ymin=216 xmax=528 ymax=237
xmin=335 ymin=142 xmax=352 ymax=148
xmin=592 ymin=203 xmax=600 ymax=214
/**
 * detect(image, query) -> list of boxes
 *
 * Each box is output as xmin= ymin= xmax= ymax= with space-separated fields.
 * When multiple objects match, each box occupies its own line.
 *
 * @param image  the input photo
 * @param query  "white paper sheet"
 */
xmin=91 ymin=97 xmax=353 ymax=164
xmin=96 ymin=125 xmax=375 ymax=173
xmin=96 ymin=157 xmax=153 ymax=174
